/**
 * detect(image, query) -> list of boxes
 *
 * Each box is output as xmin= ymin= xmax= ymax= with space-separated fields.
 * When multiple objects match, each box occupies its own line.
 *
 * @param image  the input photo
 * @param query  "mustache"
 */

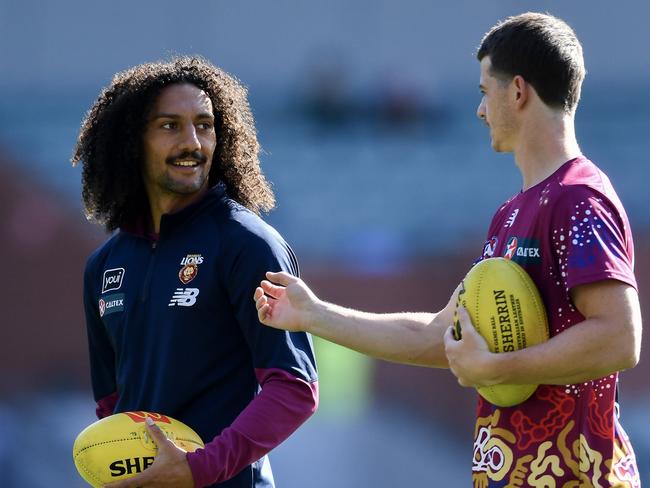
xmin=166 ymin=151 xmax=208 ymax=165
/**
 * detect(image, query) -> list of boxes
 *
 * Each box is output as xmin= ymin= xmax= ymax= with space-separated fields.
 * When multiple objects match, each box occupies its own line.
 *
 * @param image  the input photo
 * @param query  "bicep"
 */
xmin=570 ymin=279 xmax=642 ymax=366
xmin=570 ymin=279 xmax=640 ymax=325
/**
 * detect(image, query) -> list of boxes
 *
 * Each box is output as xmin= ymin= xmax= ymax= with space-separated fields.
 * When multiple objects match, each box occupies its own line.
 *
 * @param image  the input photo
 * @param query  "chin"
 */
xmin=163 ymin=176 xmax=209 ymax=195
xmin=492 ymin=143 xmax=506 ymax=153
xmin=490 ymin=139 xmax=511 ymax=154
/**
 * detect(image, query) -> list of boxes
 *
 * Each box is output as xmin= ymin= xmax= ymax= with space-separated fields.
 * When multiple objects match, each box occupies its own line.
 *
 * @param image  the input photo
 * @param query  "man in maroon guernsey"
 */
xmin=254 ymin=12 xmax=642 ymax=487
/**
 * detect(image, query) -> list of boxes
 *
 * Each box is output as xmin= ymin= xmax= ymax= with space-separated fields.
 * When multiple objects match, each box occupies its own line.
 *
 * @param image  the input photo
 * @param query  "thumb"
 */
xmin=265 ymin=271 xmax=298 ymax=286
xmin=455 ymin=306 xmax=474 ymax=340
xmin=145 ymin=417 xmax=169 ymax=447
xmin=452 ymin=308 xmax=462 ymax=340
xmin=458 ymin=307 xmax=484 ymax=342
xmin=444 ymin=325 xmax=457 ymax=348
xmin=103 ymin=419 xmax=163 ymax=488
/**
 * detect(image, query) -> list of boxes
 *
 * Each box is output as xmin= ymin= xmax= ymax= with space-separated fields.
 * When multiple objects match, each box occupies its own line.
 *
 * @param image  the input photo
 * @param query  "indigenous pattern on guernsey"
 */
xmin=471 ymin=158 xmax=639 ymax=488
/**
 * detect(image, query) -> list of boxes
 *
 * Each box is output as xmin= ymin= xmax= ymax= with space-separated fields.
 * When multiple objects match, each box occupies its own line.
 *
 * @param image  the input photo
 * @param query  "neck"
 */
xmin=147 ymin=187 xmax=208 ymax=233
xmin=513 ymin=110 xmax=582 ymax=191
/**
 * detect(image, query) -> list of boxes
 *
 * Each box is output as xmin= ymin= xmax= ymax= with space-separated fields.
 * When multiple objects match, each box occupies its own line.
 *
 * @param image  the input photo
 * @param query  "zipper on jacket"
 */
xmin=140 ymin=240 xmax=157 ymax=302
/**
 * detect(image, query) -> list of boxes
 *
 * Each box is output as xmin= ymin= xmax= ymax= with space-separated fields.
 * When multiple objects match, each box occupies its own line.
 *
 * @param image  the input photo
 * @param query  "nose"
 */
xmin=179 ymin=124 xmax=201 ymax=152
xmin=476 ymin=97 xmax=486 ymax=121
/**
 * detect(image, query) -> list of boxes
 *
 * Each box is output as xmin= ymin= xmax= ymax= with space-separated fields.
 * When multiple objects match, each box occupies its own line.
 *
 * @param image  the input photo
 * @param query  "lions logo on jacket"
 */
xmin=179 ymin=253 xmax=203 ymax=284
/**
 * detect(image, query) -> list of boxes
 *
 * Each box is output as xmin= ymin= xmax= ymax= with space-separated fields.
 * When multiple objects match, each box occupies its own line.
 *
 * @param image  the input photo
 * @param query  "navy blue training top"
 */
xmin=83 ymin=185 xmax=318 ymax=487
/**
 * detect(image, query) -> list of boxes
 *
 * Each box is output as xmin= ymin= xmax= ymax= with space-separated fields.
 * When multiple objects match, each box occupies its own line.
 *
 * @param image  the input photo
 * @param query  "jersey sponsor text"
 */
xmin=102 ymin=268 xmax=125 ymax=293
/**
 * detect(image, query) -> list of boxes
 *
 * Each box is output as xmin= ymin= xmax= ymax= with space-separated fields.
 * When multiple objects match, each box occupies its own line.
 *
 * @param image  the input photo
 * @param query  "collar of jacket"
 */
xmin=120 ymin=183 xmax=227 ymax=239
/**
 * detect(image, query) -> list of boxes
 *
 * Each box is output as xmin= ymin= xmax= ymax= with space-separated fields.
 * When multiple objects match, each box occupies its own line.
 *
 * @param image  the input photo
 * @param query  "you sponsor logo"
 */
xmin=102 ymin=268 xmax=125 ymax=293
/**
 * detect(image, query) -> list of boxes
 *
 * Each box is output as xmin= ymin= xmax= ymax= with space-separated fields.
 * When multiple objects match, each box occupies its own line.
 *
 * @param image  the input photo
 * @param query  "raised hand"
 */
xmin=254 ymin=271 xmax=320 ymax=332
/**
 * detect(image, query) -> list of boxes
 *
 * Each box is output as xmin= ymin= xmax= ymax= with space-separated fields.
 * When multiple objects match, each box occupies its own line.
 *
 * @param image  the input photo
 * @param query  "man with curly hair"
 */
xmin=254 ymin=13 xmax=641 ymax=487
xmin=73 ymin=56 xmax=318 ymax=488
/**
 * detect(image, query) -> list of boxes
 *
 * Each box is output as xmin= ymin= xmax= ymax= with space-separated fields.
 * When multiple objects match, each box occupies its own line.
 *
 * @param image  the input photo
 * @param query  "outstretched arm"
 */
xmin=255 ymin=271 xmax=458 ymax=368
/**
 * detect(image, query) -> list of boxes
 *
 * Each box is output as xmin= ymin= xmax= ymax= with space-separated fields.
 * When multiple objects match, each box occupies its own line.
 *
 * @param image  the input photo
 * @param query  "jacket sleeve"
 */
xmin=186 ymin=219 xmax=318 ymax=487
xmin=83 ymin=257 xmax=119 ymax=418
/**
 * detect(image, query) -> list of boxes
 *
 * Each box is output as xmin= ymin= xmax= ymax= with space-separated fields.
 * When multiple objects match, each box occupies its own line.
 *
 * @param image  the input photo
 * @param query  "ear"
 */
xmin=512 ymin=75 xmax=529 ymax=109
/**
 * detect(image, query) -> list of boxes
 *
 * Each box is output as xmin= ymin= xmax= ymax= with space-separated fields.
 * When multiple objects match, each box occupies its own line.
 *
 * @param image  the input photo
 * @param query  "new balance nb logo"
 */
xmin=504 ymin=209 xmax=519 ymax=228
xmin=168 ymin=288 xmax=200 ymax=307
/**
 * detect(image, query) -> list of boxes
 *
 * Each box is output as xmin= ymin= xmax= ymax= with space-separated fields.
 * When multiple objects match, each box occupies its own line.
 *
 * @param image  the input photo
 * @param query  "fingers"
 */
xmin=452 ymin=309 xmax=461 ymax=340
xmin=457 ymin=306 xmax=470 ymax=323
xmin=103 ymin=420 xmax=168 ymax=487
xmin=456 ymin=307 xmax=473 ymax=338
xmin=260 ymin=280 xmax=286 ymax=299
xmin=254 ymin=287 xmax=264 ymax=301
xmin=255 ymin=287 xmax=267 ymax=308
xmin=104 ymin=472 xmax=147 ymax=488
xmin=265 ymin=271 xmax=298 ymax=286
xmin=456 ymin=307 xmax=485 ymax=344
xmin=257 ymin=303 xmax=271 ymax=323
xmin=444 ymin=325 xmax=457 ymax=346
xmin=255 ymin=288 xmax=272 ymax=322
xmin=103 ymin=466 xmax=153 ymax=488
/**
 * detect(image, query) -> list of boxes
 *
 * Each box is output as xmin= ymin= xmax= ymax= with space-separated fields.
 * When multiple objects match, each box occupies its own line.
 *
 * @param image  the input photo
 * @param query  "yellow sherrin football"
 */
xmin=73 ymin=411 xmax=204 ymax=487
xmin=454 ymin=257 xmax=549 ymax=407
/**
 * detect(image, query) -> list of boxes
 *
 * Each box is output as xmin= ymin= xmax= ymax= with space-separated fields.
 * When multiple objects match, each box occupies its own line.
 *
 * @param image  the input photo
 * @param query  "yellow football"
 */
xmin=454 ymin=257 xmax=549 ymax=407
xmin=73 ymin=411 xmax=204 ymax=487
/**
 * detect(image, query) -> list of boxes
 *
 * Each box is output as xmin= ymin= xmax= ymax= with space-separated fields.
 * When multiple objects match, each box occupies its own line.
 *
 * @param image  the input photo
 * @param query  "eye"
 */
xmin=161 ymin=121 xmax=177 ymax=130
xmin=196 ymin=122 xmax=214 ymax=130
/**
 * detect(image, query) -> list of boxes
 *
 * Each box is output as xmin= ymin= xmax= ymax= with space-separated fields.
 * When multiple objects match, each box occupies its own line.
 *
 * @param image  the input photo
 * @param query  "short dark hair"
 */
xmin=477 ymin=12 xmax=586 ymax=112
xmin=72 ymin=56 xmax=275 ymax=231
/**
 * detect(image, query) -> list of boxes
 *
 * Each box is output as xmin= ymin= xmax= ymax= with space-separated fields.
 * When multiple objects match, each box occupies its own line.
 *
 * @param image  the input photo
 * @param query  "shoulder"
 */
xmin=487 ymin=194 xmax=520 ymax=230
xmin=548 ymin=158 xmax=623 ymax=212
xmin=210 ymin=198 xmax=288 ymax=247
xmin=556 ymin=157 xmax=610 ymax=190
xmin=84 ymin=233 xmax=122 ymax=277
xmin=493 ymin=190 xmax=521 ymax=216
xmin=208 ymin=198 xmax=298 ymax=272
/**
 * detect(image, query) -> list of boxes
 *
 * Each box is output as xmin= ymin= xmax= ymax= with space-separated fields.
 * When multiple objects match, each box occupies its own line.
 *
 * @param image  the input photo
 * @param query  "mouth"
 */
xmin=169 ymin=160 xmax=201 ymax=168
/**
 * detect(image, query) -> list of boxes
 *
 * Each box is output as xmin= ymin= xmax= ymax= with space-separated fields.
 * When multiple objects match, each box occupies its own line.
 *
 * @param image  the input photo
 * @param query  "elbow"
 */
xmin=622 ymin=342 xmax=641 ymax=370
xmin=628 ymin=315 xmax=643 ymax=369
xmin=619 ymin=349 xmax=640 ymax=371
xmin=257 ymin=368 xmax=319 ymax=421
xmin=623 ymin=293 xmax=643 ymax=370
xmin=290 ymin=378 xmax=319 ymax=421
xmin=305 ymin=380 xmax=319 ymax=417
xmin=618 ymin=320 xmax=642 ymax=371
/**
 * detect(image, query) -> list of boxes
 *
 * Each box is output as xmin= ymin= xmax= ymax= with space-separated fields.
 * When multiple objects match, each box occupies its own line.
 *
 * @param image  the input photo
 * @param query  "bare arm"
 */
xmin=255 ymin=272 xmax=458 ymax=367
xmin=445 ymin=280 xmax=642 ymax=387
xmin=309 ymin=302 xmax=449 ymax=367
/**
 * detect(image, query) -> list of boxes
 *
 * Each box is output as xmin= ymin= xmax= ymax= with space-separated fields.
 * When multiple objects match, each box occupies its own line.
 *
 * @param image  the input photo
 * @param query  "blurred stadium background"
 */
xmin=1 ymin=1 xmax=649 ymax=486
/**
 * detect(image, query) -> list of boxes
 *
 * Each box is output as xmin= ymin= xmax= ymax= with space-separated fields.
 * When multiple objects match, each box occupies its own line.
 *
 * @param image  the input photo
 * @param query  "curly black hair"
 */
xmin=72 ymin=56 xmax=275 ymax=231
